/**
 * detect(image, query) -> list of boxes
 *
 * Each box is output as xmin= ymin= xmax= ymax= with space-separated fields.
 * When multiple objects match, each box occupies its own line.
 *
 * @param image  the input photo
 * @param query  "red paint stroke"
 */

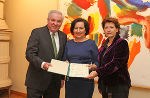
xmin=97 ymin=33 xmax=103 ymax=47
xmin=63 ymin=22 xmax=71 ymax=35
xmin=144 ymin=16 xmax=150 ymax=49
xmin=98 ymin=0 xmax=109 ymax=19
xmin=118 ymin=15 xmax=150 ymax=49
xmin=99 ymin=39 xmax=106 ymax=52
xmin=73 ymin=0 xmax=92 ymax=10
xmin=128 ymin=40 xmax=141 ymax=68
xmin=88 ymin=16 xmax=95 ymax=34
xmin=87 ymin=0 xmax=96 ymax=5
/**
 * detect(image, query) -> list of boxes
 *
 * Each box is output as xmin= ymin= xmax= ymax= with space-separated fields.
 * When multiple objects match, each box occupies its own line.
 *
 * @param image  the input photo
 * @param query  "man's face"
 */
xmin=47 ymin=13 xmax=63 ymax=33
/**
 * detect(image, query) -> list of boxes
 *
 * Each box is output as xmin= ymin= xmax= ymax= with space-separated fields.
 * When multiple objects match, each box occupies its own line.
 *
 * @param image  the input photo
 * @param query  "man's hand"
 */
xmin=43 ymin=62 xmax=52 ymax=70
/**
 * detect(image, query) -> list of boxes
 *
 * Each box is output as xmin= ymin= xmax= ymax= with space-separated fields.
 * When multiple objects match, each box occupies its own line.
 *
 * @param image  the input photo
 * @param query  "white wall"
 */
xmin=4 ymin=0 xmax=58 ymax=93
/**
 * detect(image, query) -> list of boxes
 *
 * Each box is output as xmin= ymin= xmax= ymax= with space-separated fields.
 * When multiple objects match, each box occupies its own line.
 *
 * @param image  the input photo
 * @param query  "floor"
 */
xmin=0 ymin=89 xmax=26 ymax=98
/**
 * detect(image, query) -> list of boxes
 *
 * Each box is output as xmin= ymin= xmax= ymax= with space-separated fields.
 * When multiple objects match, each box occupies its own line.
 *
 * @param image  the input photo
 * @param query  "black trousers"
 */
xmin=100 ymin=84 xmax=130 ymax=98
xmin=27 ymin=79 xmax=61 ymax=98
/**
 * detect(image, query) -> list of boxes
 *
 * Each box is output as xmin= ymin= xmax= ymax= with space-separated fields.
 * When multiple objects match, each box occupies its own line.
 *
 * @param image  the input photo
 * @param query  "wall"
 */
xmin=4 ymin=0 xmax=150 ymax=98
xmin=4 ymin=0 xmax=58 ymax=93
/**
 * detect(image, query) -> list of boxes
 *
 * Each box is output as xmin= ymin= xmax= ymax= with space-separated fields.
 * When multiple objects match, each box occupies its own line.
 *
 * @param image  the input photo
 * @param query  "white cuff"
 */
xmin=41 ymin=62 xmax=46 ymax=69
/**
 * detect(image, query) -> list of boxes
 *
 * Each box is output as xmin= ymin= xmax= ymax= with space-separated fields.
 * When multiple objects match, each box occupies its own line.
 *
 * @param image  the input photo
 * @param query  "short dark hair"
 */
xmin=102 ymin=17 xmax=120 ymax=34
xmin=70 ymin=18 xmax=89 ymax=35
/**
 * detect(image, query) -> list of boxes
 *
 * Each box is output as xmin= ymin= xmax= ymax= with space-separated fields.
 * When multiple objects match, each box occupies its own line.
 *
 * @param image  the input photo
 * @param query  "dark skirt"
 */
xmin=65 ymin=77 xmax=94 ymax=98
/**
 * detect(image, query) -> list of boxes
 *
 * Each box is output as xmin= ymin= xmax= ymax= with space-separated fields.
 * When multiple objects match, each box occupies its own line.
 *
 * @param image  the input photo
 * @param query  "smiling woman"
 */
xmin=87 ymin=17 xmax=131 ymax=98
xmin=70 ymin=18 xmax=89 ymax=42
xmin=63 ymin=18 xmax=99 ymax=98
xmin=73 ymin=22 xmax=86 ymax=39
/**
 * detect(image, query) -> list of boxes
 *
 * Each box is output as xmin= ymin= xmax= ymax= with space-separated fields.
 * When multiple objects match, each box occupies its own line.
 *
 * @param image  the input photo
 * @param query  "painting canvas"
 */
xmin=59 ymin=0 xmax=150 ymax=88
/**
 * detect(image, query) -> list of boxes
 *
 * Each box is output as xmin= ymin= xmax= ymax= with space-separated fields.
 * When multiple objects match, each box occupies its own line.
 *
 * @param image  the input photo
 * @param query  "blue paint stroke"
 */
xmin=127 ymin=0 xmax=150 ymax=10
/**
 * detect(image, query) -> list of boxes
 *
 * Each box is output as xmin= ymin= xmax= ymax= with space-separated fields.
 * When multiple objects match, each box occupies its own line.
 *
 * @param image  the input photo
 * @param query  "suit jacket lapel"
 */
xmin=44 ymin=27 xmax=65 ymax=59
xmin=44 ymin=26 xmax=55 ymax=58
xmin=56 ymin=30 xmax=63 ymax=59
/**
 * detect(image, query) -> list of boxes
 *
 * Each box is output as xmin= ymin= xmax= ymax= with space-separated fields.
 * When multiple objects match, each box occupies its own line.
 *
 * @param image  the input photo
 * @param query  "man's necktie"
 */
xmin=51 ymin=33 xmax=57 ymax=58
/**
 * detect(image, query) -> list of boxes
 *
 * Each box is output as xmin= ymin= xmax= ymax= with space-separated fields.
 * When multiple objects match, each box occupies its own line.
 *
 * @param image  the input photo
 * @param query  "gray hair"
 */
xmin=48 ymin=10 xmax=64 ymax=20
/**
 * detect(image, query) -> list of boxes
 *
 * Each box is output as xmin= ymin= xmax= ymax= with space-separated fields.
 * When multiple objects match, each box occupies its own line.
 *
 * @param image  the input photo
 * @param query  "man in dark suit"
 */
xmin=25 ymin=10 xmax=67 ymax=98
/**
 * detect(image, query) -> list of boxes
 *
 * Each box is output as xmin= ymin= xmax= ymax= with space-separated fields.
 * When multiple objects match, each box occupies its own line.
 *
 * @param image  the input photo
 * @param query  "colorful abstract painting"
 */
xmin=59 ymin=0 xmax=150 ymax=88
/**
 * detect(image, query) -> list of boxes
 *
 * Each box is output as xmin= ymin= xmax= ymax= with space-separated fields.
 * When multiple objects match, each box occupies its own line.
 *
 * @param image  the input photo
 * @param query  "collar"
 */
xmin=102 ymin=34 xmax=120 ymax=48
xmin=49 ymin=31 xmax=58 ymax=36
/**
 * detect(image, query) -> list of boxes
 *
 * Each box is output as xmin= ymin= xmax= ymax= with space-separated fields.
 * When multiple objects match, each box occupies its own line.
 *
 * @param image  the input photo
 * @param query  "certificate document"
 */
xmin=48 ymin=59 xmax=69 ymax=75
xmin=48 ymin=59 xmax=89 ymax=77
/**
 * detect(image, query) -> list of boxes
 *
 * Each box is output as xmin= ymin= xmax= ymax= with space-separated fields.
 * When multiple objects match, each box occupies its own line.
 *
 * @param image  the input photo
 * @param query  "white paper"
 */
xmin=69 ymin=63 xmax=89 ymax=77
xmin=48 ymin=59 xmax=89 ymax=77
xmin=48 ymin=59 xmax=68 ymax=75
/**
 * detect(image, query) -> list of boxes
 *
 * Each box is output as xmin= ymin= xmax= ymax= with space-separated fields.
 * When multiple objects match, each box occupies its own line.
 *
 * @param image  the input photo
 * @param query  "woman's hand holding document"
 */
xmin=48 ymin=59 xmax=89 ymax=77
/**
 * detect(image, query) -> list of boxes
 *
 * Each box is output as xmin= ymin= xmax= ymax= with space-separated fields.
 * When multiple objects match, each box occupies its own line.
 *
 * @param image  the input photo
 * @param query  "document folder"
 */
xmin=48 ymin=59 xmax=89 ymax=77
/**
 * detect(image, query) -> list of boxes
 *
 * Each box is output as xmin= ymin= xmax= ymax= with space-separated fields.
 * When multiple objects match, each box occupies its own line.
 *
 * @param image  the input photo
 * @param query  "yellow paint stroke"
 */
xmin=88 ymin=12 xmax=100 ymax=33
xmin=112 ymin=4 xmax=121 ymax=15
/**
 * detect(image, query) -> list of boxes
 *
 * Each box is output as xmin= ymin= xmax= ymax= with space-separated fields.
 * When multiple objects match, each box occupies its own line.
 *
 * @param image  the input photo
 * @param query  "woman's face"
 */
xmin=73 ymin=22 xmax=86 ymax=39
xmin=103 ymin=22 xmax=118 ymax=39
